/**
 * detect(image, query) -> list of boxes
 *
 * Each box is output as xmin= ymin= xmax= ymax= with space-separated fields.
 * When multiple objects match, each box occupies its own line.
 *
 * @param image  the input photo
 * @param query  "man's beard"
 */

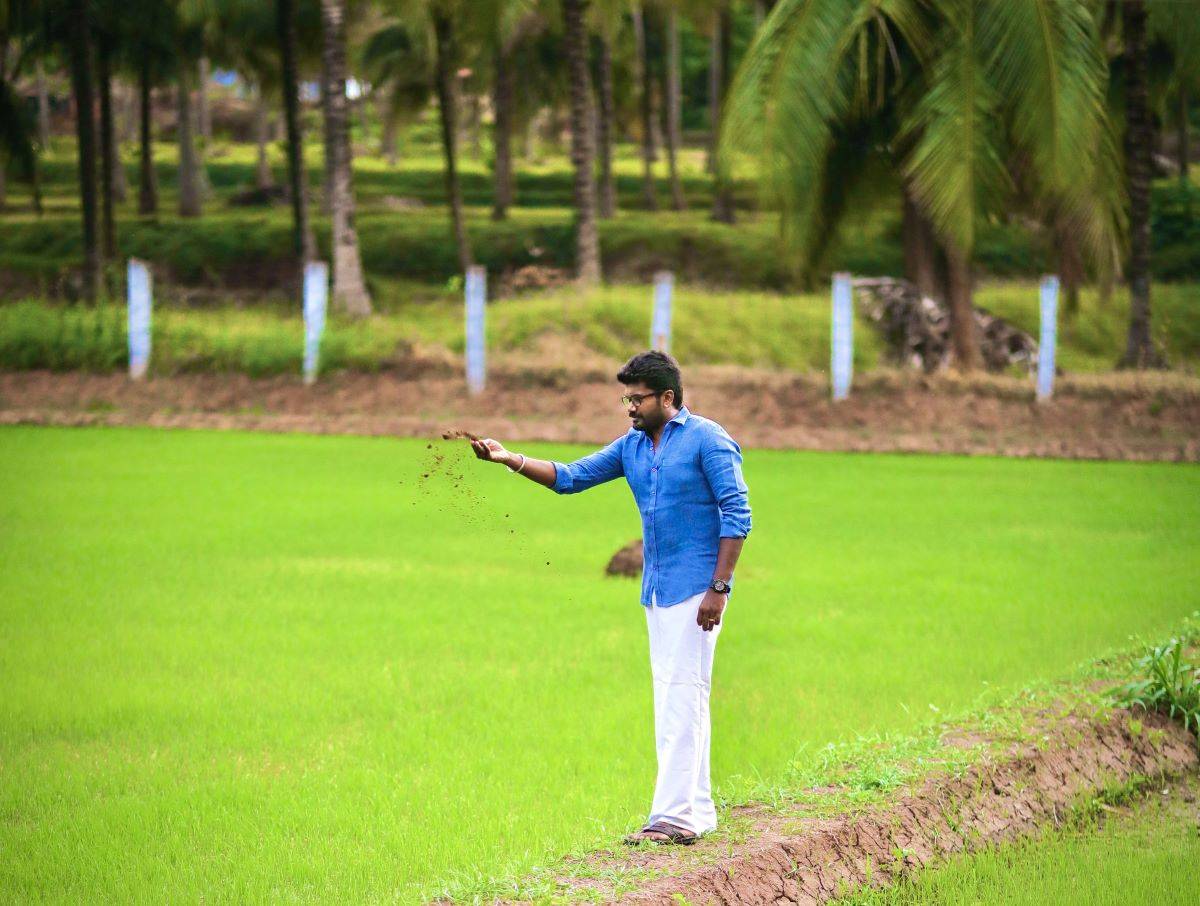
xmin=631 ymin=413 xmax=659 ymax=432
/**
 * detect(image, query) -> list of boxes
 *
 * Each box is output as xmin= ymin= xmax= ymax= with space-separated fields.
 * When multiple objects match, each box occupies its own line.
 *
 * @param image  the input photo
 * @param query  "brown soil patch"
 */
xmin=1 ymin=365 xmax=1198 ymax=461
xmin=538 ymin=708 xmax=1198 ymax=905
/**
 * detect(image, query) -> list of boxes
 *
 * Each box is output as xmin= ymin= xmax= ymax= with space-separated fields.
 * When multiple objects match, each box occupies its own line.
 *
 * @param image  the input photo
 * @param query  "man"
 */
xmin=468 ymin=350 xmax=751 ymax=846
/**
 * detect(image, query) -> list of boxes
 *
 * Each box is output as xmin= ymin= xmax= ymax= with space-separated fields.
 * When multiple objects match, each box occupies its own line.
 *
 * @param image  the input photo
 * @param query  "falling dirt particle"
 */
xmin=422 ymin=473 xmax=429 ymax=479
xmin=545 ymin=561 xmax=550 ymax=566
xmin=441 ymin=428 xmax=481 ymax=441
xmin=426 ymin=443 xmax=432 ymax=449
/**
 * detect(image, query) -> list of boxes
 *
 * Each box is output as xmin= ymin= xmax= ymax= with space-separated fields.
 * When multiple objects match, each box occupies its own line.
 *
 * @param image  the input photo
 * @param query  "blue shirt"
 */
xmin=550 ymin=407 xmax=751 ymax=607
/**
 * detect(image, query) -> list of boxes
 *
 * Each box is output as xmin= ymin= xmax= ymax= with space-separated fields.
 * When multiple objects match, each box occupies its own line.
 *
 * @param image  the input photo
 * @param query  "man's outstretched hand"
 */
xmin=697 ymin=590 xmax=727 ymax=632
xmin=470 ymin=437 xmax=510 ymax=465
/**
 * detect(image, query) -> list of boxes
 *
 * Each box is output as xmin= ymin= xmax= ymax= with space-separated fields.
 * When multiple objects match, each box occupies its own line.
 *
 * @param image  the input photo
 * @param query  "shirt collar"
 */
xmin=667 ymin=406 xmax=690 ymax=427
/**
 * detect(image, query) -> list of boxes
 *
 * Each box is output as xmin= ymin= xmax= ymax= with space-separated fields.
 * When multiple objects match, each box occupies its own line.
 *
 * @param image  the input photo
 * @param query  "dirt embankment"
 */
xmin=541 ymin=707 xmax=1198 ymax=905
xmin=1 ymin=364 xmax=1198 ymax=461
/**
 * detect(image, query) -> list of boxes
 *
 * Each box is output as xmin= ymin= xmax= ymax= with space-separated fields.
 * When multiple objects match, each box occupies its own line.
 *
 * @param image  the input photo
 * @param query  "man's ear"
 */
xmin=662 ymin=388 xmax=675 ymax=408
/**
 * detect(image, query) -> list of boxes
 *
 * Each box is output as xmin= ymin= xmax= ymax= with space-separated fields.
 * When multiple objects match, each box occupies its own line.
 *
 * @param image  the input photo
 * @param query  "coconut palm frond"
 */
xmin=981 ymin=0 xmax=1108 ymax=198
xmin=721 ymin=0 xmax=864 ymax=249
xmin=901 ymin=1 xmax=1008 ymax=254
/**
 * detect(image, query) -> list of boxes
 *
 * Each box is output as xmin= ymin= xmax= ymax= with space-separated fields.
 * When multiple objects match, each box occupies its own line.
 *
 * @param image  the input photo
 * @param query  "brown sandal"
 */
xmin=622 ymin=820 xmax=699 ymax=846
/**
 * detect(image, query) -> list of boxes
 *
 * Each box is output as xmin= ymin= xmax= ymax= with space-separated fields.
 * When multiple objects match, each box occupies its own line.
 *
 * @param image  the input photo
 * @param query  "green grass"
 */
xmin=4 ymin=278 xmax=1199 ymax=376
xmin=838 ymin=779 xmax=1200 ymax=905
xmin=1 ymin=426 xmax=1198 ymax=901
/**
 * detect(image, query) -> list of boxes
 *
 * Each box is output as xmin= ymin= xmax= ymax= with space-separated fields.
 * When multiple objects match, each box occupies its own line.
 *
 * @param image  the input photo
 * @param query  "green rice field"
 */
xmin=842 ymin=777 xmax=1200 ymax=906
xmin=1 ymin=426 xmax=1198 ymax=901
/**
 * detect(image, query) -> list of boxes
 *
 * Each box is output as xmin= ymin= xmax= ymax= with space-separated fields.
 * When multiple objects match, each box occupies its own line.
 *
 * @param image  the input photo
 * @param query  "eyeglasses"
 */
xmin=621 ymin=391 xmax=663 ymax=407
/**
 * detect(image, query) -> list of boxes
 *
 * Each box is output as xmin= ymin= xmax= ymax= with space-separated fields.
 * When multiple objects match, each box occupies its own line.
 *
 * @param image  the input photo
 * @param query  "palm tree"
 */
xmin=632 ymin=2 xmax=657 ymax=210
xmin=430 ymin=2 xmax=472 ymax=272
xmin=725 ymin=0 xmax=1119 ymax=371
xmin=320 ymin=0 xmax=372 ymax=315
xmin=563 ymin=0 xmax=601 ymax=283
xmin=360 ymin=19 xmax=433 ymax=167
xmin=66 ymin=0 xmax=101 ymax=299
xmin=136 ymin=57 xmax=158 ymax=214
xmin=176 ymin=59 xmax=202 ymax=217
xmin=95 ymin=11 xmax=119 ymax=257
xmin=276 ymin=0 xmax=316 ymax=264
xmin=490 ymin=1 xmax=540 ymax=221
xmin=1118 ymin=0 xmax=1161 ymax=368
xmin=0 ymin=7 xmax=42 ymax=217
xmin=663 ymin=3 xmax=686 ymax=210
xmin=589 ymin=0 xmax=622 ymax=219
xmin=709 ymin=1 xmax=734 ymax=223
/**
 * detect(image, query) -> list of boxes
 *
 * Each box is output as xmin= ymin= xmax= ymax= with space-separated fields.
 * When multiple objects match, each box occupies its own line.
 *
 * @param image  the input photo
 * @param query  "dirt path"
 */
xmin=527 ymin=707 xmax=1198 ymax=905
xmin=2 ymin=366 xmax=1198 ymax=461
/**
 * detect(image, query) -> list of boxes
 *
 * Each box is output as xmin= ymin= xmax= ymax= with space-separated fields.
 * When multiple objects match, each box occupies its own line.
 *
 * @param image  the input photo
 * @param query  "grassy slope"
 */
xmin=3 ymin=280 xmax=1198 ymax=376
xmin=841 ymin=780 xmax=1200 ymax=905
xmin=1 ymin=426 xmax=1198 ymax=900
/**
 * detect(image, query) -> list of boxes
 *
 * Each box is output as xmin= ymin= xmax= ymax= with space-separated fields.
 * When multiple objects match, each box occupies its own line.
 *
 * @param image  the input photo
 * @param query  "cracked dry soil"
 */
xmin=531 ymin=708 xmax=1197 ymax=905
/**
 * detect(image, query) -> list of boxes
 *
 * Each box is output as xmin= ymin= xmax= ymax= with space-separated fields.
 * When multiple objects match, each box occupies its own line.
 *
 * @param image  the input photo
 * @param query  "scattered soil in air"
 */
xmin=441 ymin=429 xmax=481 ymax=441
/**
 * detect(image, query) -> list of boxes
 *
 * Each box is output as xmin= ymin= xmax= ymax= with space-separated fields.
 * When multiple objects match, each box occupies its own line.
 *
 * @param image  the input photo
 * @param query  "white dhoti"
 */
xmin=644 ymin=588 xmax=723 ymax=835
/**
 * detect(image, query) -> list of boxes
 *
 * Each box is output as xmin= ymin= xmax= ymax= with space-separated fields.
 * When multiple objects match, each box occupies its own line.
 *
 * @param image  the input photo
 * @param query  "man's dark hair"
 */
xmin=617 ymin=350 xmax=684 ymax=408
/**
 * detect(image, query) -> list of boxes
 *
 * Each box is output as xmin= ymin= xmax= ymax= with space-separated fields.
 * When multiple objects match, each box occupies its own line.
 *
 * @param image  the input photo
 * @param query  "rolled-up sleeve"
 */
xmin=700 ymin=429 xmax=751 ymax=537
xmin=551 ymin=436 xmax=626 ymax=494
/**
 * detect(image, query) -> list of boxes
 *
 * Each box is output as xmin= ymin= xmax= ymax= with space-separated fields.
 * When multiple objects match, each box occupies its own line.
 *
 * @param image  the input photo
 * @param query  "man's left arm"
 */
xmin=697 ymin=430 xmax=752 ymax=631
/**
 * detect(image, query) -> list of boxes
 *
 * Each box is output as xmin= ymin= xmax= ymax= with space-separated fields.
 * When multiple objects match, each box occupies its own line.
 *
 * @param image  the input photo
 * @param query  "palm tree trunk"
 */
xmin=633 ymin=4 xmax=658 ymax=211
xmin=1119 ymin=0 xmax=1164 ymax=368
xmin=1055 ymin=219 xmax=1084 ymax=319
xmin=254 ymin=88 xmax=273 ymax=189
xmin=110 ymin=109 xmax=128 ymax=204
xmin=320 ymin=0 xmax=372 ymax=316
xmin=563 ymin=0 xmax=601 ymax=285
xmin=902 ymin=191 xmax=941 ymax=300
xmin=177 ymin=68 xmax=202 ymax=217
xmin=492 ymin=43 xmax=515 ymax=221
xmin=137 ymin=60 xmax=158 ymax=215
xmin=710 ymin=5 xmax=735 ymax=223
xmin=97 ymin=36 xmax=118 ymax=260
xmin=1179 ymin=88 xmax=1189 ymax=186
xmin=433 ymin=9 xmax=473 ymax=273
xmin=68 ymin=0 xmax=101 ymax=301
xmin=198 ymin=57 xmax=212 ymax=142
xmin=277 ymin=0 xmax=315 ymax=263
xmin=595 ymin=35 xmax=616 ymax=219
xmin=36 ymin=60 xmax=51 ymax=148
xmin=379 ymin=95 xmax=398 ymax=166
xmin=945 ymin=243 xmax=982 ymax=371
xmin=665 ymin=8 xmax=686 ymax=211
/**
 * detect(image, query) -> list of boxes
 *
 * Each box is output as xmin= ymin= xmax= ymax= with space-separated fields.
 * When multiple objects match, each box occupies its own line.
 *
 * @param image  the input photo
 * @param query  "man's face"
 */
xmin=623 ymin=382 xmax=674 ymax=432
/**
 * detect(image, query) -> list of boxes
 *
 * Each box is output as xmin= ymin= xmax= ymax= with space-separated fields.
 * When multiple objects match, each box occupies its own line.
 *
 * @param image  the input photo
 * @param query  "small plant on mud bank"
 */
xmin=1113 ymin=622 xmax=1200 ymax=739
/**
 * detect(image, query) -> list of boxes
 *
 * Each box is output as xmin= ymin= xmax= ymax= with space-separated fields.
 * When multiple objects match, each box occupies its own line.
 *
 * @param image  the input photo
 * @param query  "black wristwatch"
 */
xmin=710 ymin=579 xmax=731 ymax=595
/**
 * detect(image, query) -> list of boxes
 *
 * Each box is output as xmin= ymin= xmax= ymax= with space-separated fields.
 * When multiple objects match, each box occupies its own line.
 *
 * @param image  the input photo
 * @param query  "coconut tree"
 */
xmin=1116 ymin=0 xmax=1162 ymax=368
xmin=708 ymin=0 xmax=734 ymax=222
xmin=276 ymin=0 xmax=316 ymax=264
xmin=631 ymin=2 xmax=657 ymax=210
xmin=360 ymin=19 xmax=433 ymax=167
xmin=0 ymin=4 xmax=43 ymax=217
xmin=563 ymin=0 xmax=601 ymax=283
xmin=65 ymin=0 xmax=102 ymax=298
xmin=490 ymin=0 xmax=540 ymax=220
xmin=589 ymin=0 xmax=623 ymax=218
xmin=430 ymin=1 xmax=472 ymax=271
xmin=319 ymin=0 xmax=371 ymax=315
xmin=662 ymin=2 xmax=686 ymax=210
xmin=724 ymin=0 xmax=1119 ymax=371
